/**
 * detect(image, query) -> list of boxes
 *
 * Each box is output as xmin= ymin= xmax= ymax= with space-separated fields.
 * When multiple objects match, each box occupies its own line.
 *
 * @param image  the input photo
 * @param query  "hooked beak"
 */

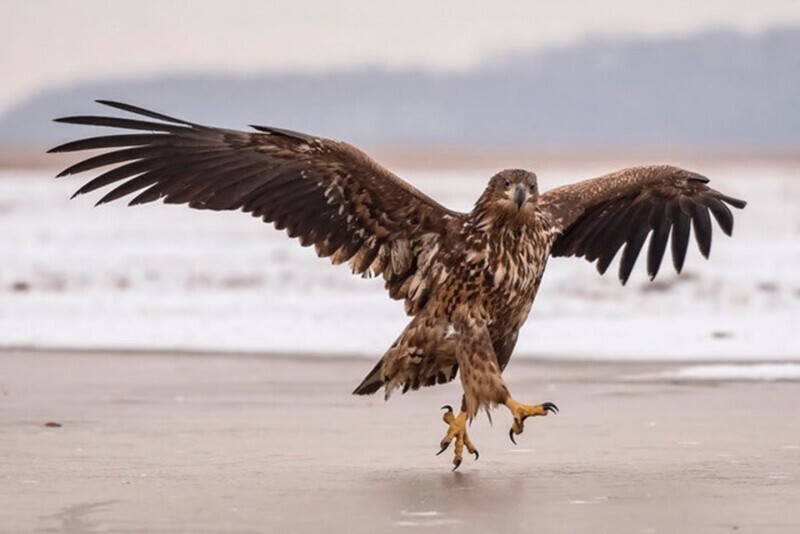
xmin=514 ymin=183 xmax=527 ymax=209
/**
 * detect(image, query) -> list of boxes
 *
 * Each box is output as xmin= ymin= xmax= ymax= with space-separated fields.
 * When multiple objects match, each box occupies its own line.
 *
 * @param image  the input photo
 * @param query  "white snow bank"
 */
xmin=2 ymin=163 xmax=799 ymax=360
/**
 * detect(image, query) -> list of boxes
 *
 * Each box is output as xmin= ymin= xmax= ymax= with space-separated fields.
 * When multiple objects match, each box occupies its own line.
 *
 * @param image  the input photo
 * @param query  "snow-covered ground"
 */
xmin=2 ymin=162 xmax=798 ymax=362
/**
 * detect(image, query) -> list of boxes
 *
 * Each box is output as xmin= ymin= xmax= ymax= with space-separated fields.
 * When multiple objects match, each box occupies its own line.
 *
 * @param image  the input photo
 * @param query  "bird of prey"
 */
xmin=51 ymin=101 xmax=746 ymax=470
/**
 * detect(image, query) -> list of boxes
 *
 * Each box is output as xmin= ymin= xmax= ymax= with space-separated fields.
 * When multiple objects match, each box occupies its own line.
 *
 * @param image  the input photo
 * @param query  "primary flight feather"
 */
xmin=51 ymin=101 xmax=746 ymax=469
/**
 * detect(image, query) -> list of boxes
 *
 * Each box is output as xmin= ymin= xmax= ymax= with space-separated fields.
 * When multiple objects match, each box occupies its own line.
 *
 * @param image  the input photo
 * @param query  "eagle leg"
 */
xmin=436 ymin=404 xmax=478 ymax=471
xmin=505 ymin=398 xmax=559 ymax=444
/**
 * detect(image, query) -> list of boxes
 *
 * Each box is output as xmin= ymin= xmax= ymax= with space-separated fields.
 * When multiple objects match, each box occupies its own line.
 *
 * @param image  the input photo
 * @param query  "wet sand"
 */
xmin=1 ymin=349 xmax=799 ymax=533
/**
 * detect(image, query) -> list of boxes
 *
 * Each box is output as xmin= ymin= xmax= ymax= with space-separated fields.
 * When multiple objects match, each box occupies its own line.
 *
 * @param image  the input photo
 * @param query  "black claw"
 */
xmin=452 ymin=458 xmax=462 ymax=471
xmin=473 ymin=450 xmax=480 ymax=461
xmin=441 ymin=405 xmax=453 ymax=413
xmin=436 ymin=442 xmax=450 ymax=456
xmin=509 ymin=428 xmax=517 ymax=445
xmin=543 ymin=402 xmax=559 ymax=414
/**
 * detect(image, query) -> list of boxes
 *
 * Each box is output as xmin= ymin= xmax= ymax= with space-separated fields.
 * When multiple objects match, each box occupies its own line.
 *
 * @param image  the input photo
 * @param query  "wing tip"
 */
xmin=697 ymin=245 xmax=711 ymax=260
xmin=249 ymin=124 xmax=314 ymax=142
xmin=688 ymin=172 xmax=710 ymax=184
xmin=719 ymin=194 xmax=747 ymax=210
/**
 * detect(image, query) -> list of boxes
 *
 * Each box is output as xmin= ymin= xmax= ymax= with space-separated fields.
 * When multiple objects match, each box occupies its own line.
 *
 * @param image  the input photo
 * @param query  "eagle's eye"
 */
xmin=503 ymin=179 xmax=511 ymax=188
xmin=529 ymin=184 xmax=536 ymax=192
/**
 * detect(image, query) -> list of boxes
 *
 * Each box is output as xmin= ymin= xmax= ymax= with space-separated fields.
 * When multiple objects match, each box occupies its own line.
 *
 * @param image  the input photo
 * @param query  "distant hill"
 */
xmin=2 ymin=27 xmax=799 ymax=148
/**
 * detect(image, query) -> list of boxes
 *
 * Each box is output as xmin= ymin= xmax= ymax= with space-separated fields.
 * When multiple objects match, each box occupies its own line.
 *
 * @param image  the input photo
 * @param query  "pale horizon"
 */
xmin=3 ymin=1 xmax=800 ymax=113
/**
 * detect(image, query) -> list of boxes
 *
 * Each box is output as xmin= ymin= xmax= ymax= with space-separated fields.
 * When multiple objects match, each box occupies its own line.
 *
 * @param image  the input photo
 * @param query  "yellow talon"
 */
xmin=505 ymin=398 xmax=559 ymax=444
xmin=437 ymin=405 xmax=479 ymax=470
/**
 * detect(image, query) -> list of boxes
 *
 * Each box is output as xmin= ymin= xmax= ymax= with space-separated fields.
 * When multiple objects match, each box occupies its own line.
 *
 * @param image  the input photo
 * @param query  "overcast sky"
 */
xmin=2 ymin=1 xmax=800 ymax=113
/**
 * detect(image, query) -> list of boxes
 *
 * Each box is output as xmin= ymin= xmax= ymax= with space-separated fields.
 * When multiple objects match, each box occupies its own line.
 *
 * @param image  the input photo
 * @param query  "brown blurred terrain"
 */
xmin=3 ymin=146 xmax=800 ymax=173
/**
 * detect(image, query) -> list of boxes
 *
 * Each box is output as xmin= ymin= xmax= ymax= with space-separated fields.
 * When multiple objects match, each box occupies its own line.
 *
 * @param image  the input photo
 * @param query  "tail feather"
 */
xmin=353 ymin=358 xmax=385 ymax=395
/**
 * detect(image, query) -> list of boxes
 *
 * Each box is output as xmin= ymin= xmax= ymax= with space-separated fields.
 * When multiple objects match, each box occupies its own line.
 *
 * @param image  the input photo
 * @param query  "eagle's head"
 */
xmin=475 ymin=169 xmax=539 ymax=221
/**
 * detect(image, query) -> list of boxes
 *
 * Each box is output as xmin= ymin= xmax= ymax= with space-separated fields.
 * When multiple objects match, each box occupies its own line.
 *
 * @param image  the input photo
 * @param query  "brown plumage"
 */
xmin=51 ymin=102 xmax=746 ymax=455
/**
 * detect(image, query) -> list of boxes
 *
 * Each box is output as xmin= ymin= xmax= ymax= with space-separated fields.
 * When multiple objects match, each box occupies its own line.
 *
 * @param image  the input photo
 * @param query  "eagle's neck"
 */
xmin=467 ymin=202 xmax=555 ymax=256
xmin=469 ymin=202 xmax=538 ymax=234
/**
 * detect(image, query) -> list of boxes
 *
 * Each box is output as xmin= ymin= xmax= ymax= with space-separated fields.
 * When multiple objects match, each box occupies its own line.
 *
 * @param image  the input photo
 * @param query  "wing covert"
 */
xmin=51 ymin=100 xmax=464 ymax=312
xmin=540 ymin=165 xmax=746 ymax=284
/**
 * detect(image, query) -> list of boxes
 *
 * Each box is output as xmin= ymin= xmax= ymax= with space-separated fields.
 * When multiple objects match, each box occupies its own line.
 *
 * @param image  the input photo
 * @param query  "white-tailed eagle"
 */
xmin=51 ymin=101 xmax=746 ymax=469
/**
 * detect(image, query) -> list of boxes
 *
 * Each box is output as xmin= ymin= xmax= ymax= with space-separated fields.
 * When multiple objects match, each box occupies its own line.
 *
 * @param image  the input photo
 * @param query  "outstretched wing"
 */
xmin=540 ymin=165 xmax=746 ymax=284
xmin=50 ymin=101 xmax=463 ymax=312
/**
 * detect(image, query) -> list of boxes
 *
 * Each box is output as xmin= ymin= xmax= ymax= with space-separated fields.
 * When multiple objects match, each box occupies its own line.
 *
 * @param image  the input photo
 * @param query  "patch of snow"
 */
xmin=631 ymin=364 xmax=800 ymax=381
xmin=393 ymin=519 xmax=462 ymax=527
xmin=2 ymin=164 xmax=798 ymax=361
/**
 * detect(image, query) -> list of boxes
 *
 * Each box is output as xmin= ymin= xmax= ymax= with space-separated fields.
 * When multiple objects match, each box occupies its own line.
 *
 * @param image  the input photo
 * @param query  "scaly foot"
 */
xmin=505 ymin=398 xmax=559 ymax=444
xmin=436 ymin=405 xmax=479 ymax=471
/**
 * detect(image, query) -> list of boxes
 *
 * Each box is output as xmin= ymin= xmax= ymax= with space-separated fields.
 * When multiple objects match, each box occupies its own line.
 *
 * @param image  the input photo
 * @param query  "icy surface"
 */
xmin=630 ymin=363 xmax=800 ymax=381
xmin=2 ymin=163 xmax=798 ymax=360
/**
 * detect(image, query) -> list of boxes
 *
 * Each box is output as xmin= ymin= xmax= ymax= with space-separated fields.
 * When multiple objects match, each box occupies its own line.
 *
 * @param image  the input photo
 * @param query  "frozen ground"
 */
xmin=3 ymin=350 xmax=800 ymax=533
xmin=1 ymin=162 xmax=798 ymax=363
xmin=628 ymin=363 xmax=800 ymax=382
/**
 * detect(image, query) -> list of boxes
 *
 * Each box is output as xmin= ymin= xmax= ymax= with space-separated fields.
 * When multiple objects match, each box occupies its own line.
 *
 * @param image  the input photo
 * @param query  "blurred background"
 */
xmin=2 ymin=1 xmax=798 ymax=370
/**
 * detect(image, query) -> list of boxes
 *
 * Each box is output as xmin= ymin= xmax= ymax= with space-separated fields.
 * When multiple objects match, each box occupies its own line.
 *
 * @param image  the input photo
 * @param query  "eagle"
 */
xmin=51 ymin=101 xmax=746 ymax=470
